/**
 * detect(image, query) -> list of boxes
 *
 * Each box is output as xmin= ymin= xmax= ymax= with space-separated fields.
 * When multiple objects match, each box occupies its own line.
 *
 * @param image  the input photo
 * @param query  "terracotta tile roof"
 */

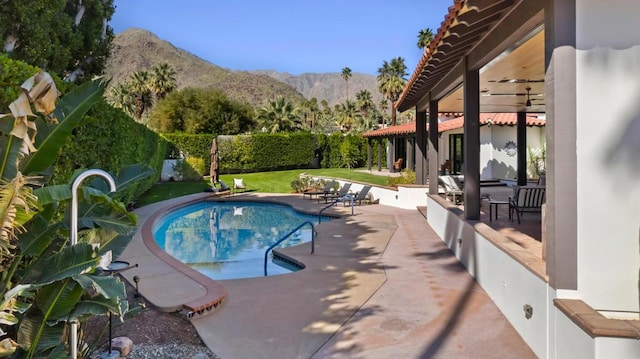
xmin=363 ymin=122 xmax=419 ymax=138
xmin=362 ymin=113 xmax=544 ymax=138
xmin=396 ymin=0 xmax=517 ymax=112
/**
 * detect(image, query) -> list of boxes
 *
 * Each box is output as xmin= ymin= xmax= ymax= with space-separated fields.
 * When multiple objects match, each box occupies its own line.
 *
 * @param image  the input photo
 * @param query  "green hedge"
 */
xmin=162 ymin=131 xmax=372 ymax=175
xmin=317 ymin=133 xmax=368 ymax=169
xmin=52 ymin=101 xmax=167 ymax=205
xmin=217 ymin=132 xmax=316 ymax=172
xmin=1 ymin=56 xmax=161 ymax=205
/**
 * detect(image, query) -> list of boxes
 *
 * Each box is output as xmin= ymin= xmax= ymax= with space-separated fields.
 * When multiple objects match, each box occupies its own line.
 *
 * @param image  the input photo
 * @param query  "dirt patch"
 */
xmin=85 ymin=281 xmax=211 ymax=357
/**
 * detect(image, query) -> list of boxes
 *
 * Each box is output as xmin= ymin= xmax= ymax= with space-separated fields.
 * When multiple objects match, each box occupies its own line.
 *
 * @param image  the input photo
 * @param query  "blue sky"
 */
xmin=110 ymin=0 xmax=453 ymax=76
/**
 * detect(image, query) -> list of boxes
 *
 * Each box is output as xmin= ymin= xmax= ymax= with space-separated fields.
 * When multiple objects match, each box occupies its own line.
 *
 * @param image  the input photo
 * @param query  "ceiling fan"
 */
xmin=488 ymin=78 xmax=544 ymax=83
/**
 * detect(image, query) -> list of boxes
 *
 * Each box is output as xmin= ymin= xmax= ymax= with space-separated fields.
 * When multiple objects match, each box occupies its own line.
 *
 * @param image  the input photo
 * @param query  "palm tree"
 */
xmin=377 ymin=57 xmax=408 ymax=126
xmin=129 ymin=71 xmax=154 ymax=121
xmin=379 ymin=99 xmax=388 ymax=114
xmin=335 ymin=100 xmax=361 ymax=132
xmin=106 ymin=82 xmax=136 ymax=117
xmin=149 ymin=62 xmax=177 ymax=100
xmin=341 ymin=67 xmax=353 ymax=100
xmin=417 ymin=28 xmax=434 ymax=49
xmin=300 ymin=98 xmax=320 ymax=129
xmin=355 ymin=89 xmax=374 ymax=119
xmin=258 ymin=96 xmax=302 ymax=133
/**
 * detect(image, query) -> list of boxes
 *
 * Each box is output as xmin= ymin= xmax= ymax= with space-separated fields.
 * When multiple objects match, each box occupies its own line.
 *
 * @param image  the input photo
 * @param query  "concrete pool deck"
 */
xmin=118 ymin=192 xmax=536 ymax=358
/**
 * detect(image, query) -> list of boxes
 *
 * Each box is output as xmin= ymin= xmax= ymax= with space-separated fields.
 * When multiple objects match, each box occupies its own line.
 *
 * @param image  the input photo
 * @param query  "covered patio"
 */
xmin=397 ymin=0 xmax=640 ymax=358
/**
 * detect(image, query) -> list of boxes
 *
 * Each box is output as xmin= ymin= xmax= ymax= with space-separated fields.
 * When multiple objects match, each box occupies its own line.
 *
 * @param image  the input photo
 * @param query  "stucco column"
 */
xmin=545 ymin=0 xmax=577 ymax=290
xmin=416 ymin=110 xmax=428 ymax=184
xmin=406 ymin=137 xmax=414 ymax=172
xmin=428 ymin=101 xmax=439 ymax=194
xmin=367 ymin=139 xmax=372 ymax=171
xmin=463 ymin=61 xmax=481 ymax=220
xmin=377 ymin=139 xmax=382 ymax=172
xmin=387 ymin=138 xmax=395 ymax=171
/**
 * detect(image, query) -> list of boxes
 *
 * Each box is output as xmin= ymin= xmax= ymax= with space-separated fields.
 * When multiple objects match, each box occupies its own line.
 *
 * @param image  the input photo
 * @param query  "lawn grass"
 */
xmin=134 ymin=168 xmax=391 ymax=208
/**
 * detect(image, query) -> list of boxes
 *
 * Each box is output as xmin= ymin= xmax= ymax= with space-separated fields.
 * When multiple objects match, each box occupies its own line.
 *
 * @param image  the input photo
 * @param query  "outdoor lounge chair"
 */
xmin=233 ymin=178 xmax=247 ymax=194
xmin=439 ymin=175 xmax=464 ymax=204
xmin=438 ymin=175 xmax=491 ymax=204
xmin=344 ymin=185 xmax=372 ymax=206
xmin=302 ymin=180 xmax=335 ymax=200
xmin=508 ymin=185 xmax=546 ymax=224
xmin=319 ymin=182 xmax=351 ymax=203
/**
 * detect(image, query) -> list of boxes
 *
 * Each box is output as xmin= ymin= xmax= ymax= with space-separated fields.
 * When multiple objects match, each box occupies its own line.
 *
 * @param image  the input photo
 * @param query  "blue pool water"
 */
xmin=153 ymin=201 xmax=330 ymax=280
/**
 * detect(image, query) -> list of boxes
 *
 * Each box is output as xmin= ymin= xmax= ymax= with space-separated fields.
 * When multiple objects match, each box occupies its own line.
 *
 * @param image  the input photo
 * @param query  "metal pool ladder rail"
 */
xmin=264 ymin=221 xmax=315 ymax=276
xmin=318 ymin=194 xmax=354 ymax=223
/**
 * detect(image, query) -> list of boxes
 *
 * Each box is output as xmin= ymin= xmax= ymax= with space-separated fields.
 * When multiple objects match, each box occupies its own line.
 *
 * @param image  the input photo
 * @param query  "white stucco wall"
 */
xmin=479 ymin=126 xmax=493 ymax=179
xmin=575 ymin=0 xmax=640 ymax=312
xmin=161 ymin=160 xmax=182 ymax=182
xmin=426 ymin=196 xmax=548 ymax=358
xmin=489 ymin=126 xmax=518 ymax=180
xmin=333 ymin=180 xmax=428 ymax=210
xmin=440 ymin=125 xmax=545 ymax=181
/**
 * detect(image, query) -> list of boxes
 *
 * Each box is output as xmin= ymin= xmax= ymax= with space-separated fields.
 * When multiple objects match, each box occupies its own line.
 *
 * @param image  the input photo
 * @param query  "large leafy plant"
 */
xmin=0 ymin=71 xmax=152 ymax=358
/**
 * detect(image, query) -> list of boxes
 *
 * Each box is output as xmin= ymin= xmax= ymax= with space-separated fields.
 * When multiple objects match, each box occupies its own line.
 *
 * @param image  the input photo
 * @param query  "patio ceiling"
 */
xmin=397 ymin=0 xmax=545 ymax=114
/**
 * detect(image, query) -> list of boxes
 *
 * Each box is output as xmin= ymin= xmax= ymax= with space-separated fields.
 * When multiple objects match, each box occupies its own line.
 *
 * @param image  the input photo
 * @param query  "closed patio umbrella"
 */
xmin=210 ymin=137 xmax=219 ymax=185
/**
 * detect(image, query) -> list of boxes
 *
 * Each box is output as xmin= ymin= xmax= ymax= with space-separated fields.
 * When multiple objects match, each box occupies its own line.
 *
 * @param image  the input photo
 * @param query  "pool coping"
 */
xmin=139 ymin=193 xmax=229 ymax=316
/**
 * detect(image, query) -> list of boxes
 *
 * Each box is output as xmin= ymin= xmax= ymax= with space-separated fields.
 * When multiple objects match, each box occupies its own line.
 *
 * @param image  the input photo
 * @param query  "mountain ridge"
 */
xmin=105 ymin=28 xmax=382 ymax=107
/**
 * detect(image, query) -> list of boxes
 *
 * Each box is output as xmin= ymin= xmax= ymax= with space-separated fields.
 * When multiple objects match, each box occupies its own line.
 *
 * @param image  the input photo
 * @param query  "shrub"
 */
xmin=0 ymin=55 xmax=67 ymax=109
xmin=290 ymin=176 xmax=326 ymax=193
xmin=185 ymin=156 xmax=206 ymax=175
xmin=387 ymin=169 xmax=417 ymax=187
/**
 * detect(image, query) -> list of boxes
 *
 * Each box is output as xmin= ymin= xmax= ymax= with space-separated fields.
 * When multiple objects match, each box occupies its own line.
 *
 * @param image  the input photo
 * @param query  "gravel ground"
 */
xmin=87 ymin=282 xmax=221 ymax=359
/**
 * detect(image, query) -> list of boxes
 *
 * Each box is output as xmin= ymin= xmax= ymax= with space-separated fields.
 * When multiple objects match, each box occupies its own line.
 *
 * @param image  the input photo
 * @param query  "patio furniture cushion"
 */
xmin=439 ymin=175 xmax=463 ymax=204
xmin=233 ymin=178 xmax=247 ymax=194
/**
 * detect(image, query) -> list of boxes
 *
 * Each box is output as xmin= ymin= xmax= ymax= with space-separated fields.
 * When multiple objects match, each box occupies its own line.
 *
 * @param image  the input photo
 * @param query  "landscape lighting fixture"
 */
xmin=525 ymin=87 xmax=532 ymax=107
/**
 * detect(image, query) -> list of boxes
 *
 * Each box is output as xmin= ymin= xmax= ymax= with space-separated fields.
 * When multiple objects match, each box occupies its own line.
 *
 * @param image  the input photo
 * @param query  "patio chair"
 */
xmin=302 ymin=180 xmax=335 ymax=200
xmin=439 ymin=175 xmax=490 ymax=204
xmin=344 ymin=185 xmax=372 ymax=206
xmin=508 ymin=185 xmax=546 ymax=224
xmin=233 ymin=178 xmax=247 ymax=194
xmin=319 ymin=182 xmax=351 ymax=203
xmin=439 ymin=175 xmax=463 ymax=204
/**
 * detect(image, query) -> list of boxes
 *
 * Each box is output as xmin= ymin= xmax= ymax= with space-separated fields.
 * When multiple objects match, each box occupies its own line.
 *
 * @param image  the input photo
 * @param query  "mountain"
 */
xmin=251 ymin=71 xmax=383 ymax=107
xmin=105 ymin=28 xmax=382 ymax=108
xmin=104 ymin=28 xmax=305 ymax=106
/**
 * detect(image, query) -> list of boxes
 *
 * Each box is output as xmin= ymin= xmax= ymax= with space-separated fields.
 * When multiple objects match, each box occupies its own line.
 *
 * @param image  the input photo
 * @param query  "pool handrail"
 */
xmin=264 ymin=221 xmax=315 ymax=276
xmin=318 ymin=194 xmax=354 ymax=222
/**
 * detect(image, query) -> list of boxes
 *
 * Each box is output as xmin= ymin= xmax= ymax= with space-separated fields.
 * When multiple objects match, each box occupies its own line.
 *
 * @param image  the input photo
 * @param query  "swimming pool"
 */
xmin=153 ymin=201 xmax=330 ymax=280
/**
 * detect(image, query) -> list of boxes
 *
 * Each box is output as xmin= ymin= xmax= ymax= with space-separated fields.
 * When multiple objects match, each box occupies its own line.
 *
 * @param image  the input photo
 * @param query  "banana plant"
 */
xmin=0 ymin=71 xmax=153 ymax=358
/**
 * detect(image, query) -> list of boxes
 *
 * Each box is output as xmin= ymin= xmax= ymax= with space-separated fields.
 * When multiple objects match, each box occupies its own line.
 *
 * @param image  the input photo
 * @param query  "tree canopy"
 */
xmin=377 ymin=57 xmax=408 ymax=126
xmin=257 ymin=96 xmax=302 ymax=133
xmin=147 ymin=87 xmax=256 ymax=135
xmin=0 ymin=0 xmax=115 ymax=82
xmin=417 ymin=28 xmax=434 ymax=49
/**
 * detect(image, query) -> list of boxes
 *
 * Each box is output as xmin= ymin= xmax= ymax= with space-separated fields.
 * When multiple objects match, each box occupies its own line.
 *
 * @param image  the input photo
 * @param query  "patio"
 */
xmin=421 ymin=184 xmax=542 ymax=244
xmin=118 ymin=192 xmax=537 ymax=358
